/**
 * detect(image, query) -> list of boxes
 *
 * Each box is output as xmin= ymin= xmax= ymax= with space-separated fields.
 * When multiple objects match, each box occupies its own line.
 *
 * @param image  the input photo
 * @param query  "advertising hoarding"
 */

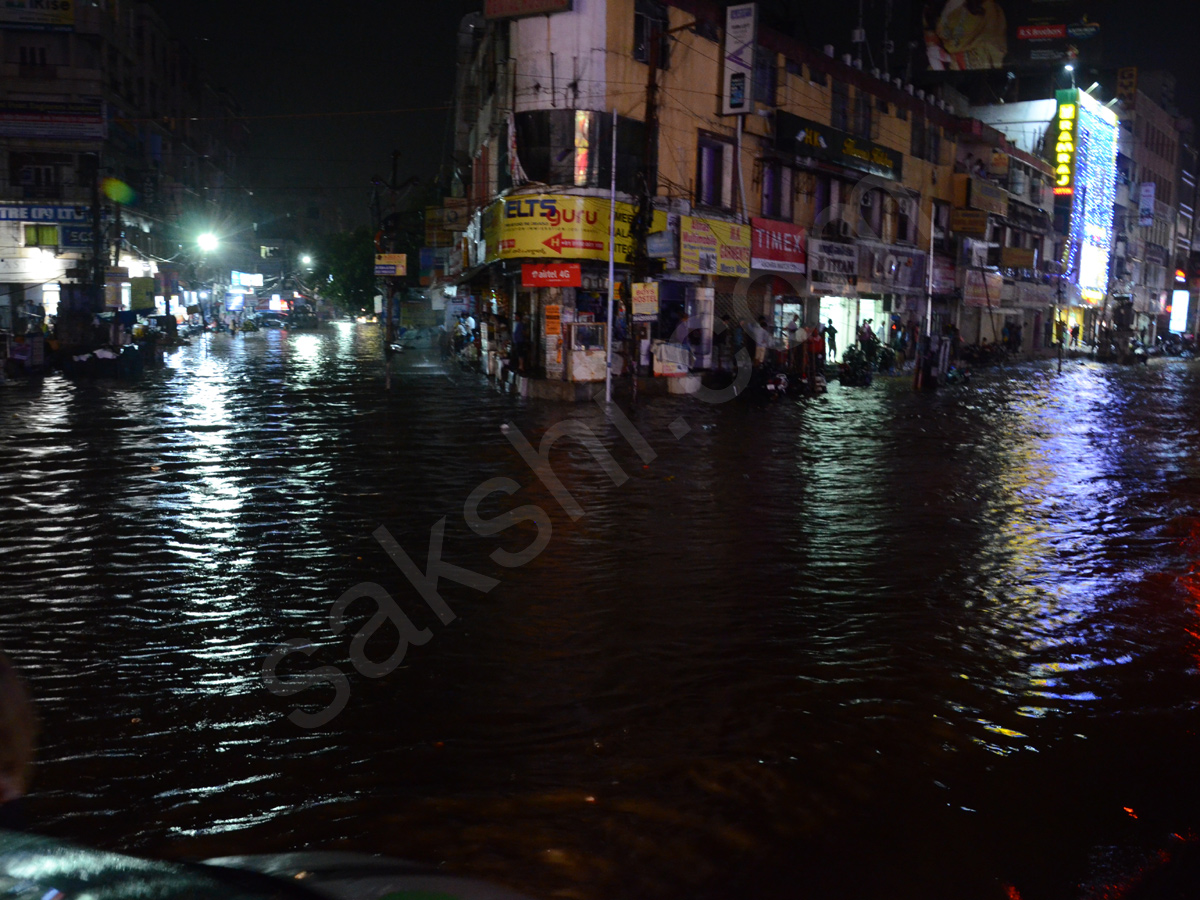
xmin=484 ymin=0 xmax=571 ymax=18
xmin=1170 ymin=289 xmax=1190 ymax=334
xmin=722 ymin=4 xmax=757 ymax=115
xmin=0 ymin=100 xmax=103 ymax=140
xmin=775 ymin=112 xmax=903 ymax=181
xmin=374 ymin=254 xmax=407 ymax=276
xmin=750 ymin=218 xmax=806 ymax=273
xmin=1138 ymin=182 xmax=1156 ymax=227
xmin=680 ymin=216 xmax=751 ymax=277
xmin=921 ymin=0 xmax=1101 ymax=73
xmin=0 ymin=0 xmax=74 ymax=30
xmin=483 ymin=194 xmax=665 ymax=264
xmin=808 ymin=240 xmax=859 ymax=294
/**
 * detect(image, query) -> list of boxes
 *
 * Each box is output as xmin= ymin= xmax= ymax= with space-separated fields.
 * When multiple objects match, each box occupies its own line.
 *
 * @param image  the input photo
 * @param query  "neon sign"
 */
xmin=1054 ymin=102 xmax=1077 ymax=196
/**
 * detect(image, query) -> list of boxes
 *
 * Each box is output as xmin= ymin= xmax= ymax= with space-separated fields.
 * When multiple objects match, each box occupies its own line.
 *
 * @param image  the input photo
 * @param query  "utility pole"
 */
xmin=630 ymin=16 xmax=695 ymax=404
xmin=91 ymin=153 xmax=105 ymax=315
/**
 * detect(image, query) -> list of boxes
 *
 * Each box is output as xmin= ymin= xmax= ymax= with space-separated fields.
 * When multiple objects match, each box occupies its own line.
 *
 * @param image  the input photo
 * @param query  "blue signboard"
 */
xmin=61 ymin=226 xmax=91 ymax=249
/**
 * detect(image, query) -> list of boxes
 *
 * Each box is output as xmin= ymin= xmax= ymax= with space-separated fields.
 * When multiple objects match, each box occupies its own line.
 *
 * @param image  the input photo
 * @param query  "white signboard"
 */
xmin=807 ymin=239 xmax=859 ymax=294
xmin=721 ymin=3 xmax=757 ymax=115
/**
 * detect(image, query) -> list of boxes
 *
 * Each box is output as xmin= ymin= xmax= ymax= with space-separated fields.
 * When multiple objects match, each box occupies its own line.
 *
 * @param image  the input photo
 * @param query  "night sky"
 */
xmin=150 ymin=0 xmax=1200 ymax=229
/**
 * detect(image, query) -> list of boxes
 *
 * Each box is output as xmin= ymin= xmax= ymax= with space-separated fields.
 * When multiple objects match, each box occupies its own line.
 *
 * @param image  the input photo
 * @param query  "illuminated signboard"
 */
xmin=1057 ymin=88 xmax=1118 ymax=304
xmin=1053 ymin=99 xmax=1077 ymax=196
xmin=1170 ymin=289 xmax=1190 ymax=334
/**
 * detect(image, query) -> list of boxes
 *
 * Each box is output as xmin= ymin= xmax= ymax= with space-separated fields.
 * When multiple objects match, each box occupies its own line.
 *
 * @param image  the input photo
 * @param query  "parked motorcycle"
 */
xmin=838 ymin=344 xmax=873 ymax=386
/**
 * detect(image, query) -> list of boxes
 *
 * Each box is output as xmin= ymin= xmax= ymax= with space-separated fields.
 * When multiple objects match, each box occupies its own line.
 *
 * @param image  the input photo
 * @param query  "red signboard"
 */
xmin=522 ymin=263 xmax=582 ymax=287
xmin=484 ymin=0 xmax=571 ymax=18
xmin=750 ymin=218 xmax=807 ymax=274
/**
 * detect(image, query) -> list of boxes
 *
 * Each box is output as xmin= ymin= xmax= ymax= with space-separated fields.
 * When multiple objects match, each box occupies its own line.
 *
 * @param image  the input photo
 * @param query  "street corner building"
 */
xmin=419 ymin=0 xmax=1196 ymax=396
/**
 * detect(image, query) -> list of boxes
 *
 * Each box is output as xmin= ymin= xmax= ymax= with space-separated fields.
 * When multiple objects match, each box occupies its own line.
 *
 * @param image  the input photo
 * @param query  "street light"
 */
xmin=300 ymin=254 xmax=313 ymax=267
xmin=1064 ymin=63 xmax=1076 ymax=88
xmin=198 ymin=232 xmax=219 ymax=253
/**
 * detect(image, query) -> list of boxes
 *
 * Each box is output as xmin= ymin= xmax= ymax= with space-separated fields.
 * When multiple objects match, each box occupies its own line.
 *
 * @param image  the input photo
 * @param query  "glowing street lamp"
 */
xmin=300 ymin=254 xmax=313 ymax=267
xmin=197 ymin=232 xmax=219 ymax=253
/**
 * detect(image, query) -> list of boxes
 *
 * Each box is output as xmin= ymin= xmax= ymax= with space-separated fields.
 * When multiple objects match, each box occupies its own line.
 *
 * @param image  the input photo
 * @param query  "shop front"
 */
xmin=474 ymin=192 xmax=666 ymax=382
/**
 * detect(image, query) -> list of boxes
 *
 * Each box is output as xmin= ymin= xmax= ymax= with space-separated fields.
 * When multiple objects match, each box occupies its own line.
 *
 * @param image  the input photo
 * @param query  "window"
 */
xmin=18 ymin=46 xmax=47 ymax=67
xmin=785 ymin=60 xmax=803 ymax=78
xmin=853 ymin=90 xmax=872 ymax=139
xmin=633 ymin=0 xmax=669 ymax=68
xmin=910 ymin=114 xmax=926 ymax=159
xmin=23 ymin=225 xmax=58 ymax=247
xmin=697 ymin=134 xmax=732 ymax=209
xmin=927 ymin=124 xmax=941 ymax=164
xmin=18 ymin=165 xmax=54 ymax=188
xmin=831 ymin=81 xmax=849 ymax=131
xmin=761 ymin=161 xmax=793 ymax=220
xmin=752 ymin=46 xmax=776 ymax=106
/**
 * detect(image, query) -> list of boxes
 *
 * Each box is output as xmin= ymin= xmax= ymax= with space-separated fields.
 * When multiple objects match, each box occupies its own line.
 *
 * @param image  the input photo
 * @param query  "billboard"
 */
xmin=722 ymin=4 xmax=757 ymax=115
xmin=484 ymin=0 xmax=570 ymax=18
xmin=921 ymin=1 xmax=1100 ymax=73
xmin=482 ymin=194 xmax=665 ymax=264
xmin=751 ymin=219 xmax=806 ymax=273
xmin=776 ymin=112 xmax=903 ymax=181
xmin=680 ymin=216 xmax=751 ymax=277
xmin=0 ymin=100 xmax=104 ymax=140
xmin=0 ymin=0 xmax=73 ymax=30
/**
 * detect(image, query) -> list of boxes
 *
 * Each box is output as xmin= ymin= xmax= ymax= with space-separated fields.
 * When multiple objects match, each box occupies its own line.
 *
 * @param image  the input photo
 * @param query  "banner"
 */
xmin=1138 ymin=182 xmax=1156 ymax=228
xmin=721 ymin=3 xmax=757 ymax=115
xmin=0 ymin=0 xmax=74 ymax=30
xmin=751 ymin=218 xmax=806 ymax=273
xmin=0 ymin=100 xmax=103 ymax=140
xmin=483 ymin=194 xmax=665 ymax=264
xmin=920 ymin=0 xmax=1101 ymax=73
xmin=680 ymin=216 xmax=750 ymax=277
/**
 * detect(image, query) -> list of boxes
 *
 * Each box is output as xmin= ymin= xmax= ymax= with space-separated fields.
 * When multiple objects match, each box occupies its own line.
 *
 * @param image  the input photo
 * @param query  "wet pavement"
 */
xmin=2 ymin=325 xmax=1200 ymax=899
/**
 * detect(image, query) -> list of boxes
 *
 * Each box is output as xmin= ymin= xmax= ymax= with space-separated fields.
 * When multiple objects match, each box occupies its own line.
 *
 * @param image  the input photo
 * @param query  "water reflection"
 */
xmin=1 ymin=336 xmax=1199 ymax=899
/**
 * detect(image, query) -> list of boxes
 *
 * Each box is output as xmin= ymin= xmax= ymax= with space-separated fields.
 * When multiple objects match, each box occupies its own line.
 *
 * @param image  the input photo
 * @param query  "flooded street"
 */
xmin=2 ymin=325 xmax=1200 ymax=899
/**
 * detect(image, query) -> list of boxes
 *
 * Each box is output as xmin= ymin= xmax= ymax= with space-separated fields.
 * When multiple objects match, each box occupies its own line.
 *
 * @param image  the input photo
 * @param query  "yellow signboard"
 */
xmin=680 ymin=216 xmax=751 ymax=277
xmin=1054 ymin=97 xmax=1077 ymax=196
xmin=374 ymin=254 xmax=407 ymax=276
xmin=631 ymin=282 xmax=659 ymax=322
xmin=130 ymin=277 xmax=155 ymax=311
xmin=483 ymin=194 xmax=665 ymax=263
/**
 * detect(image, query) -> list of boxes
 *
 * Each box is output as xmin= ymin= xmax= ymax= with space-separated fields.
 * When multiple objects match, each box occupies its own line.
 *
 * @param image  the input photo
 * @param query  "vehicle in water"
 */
xmin=0 ymin=830 xmax=535 ymax=900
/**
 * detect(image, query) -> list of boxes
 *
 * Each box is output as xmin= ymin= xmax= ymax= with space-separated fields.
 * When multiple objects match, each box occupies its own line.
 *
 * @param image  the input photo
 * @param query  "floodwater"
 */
xmin=2 ymin=325 xmax=1200 ymax=900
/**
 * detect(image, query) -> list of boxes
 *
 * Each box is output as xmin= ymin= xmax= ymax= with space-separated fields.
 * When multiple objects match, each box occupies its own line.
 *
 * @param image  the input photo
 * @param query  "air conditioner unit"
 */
xmin=838 ymin=220 xmax=853 ymax=237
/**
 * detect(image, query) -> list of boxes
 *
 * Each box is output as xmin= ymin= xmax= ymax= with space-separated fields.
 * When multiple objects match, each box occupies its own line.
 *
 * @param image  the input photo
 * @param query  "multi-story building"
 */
xmin=1112 ymin=84 xmax=1181 ymax=341
xmin=0 ymin=0 xmax=247 ymax=345
xmin=442 ymin=0 xmax=1079 ymax=387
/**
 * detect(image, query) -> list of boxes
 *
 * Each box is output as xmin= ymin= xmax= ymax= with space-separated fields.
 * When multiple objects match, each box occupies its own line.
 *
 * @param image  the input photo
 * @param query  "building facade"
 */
xmin=0 ymin=0 xmax=247 ymax=347
xmin=441 ymin=0 xmax=1075 ymax=385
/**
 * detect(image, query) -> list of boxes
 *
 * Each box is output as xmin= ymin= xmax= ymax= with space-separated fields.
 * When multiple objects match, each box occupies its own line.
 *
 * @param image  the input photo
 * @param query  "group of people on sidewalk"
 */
xmin=710 ymin=314 xmax=839 ymax=375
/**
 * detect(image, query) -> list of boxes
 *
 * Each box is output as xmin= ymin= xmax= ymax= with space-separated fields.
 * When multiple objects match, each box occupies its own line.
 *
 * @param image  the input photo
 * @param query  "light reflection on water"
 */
xmin=1 ymin=330 xmax=1200 ymax=898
